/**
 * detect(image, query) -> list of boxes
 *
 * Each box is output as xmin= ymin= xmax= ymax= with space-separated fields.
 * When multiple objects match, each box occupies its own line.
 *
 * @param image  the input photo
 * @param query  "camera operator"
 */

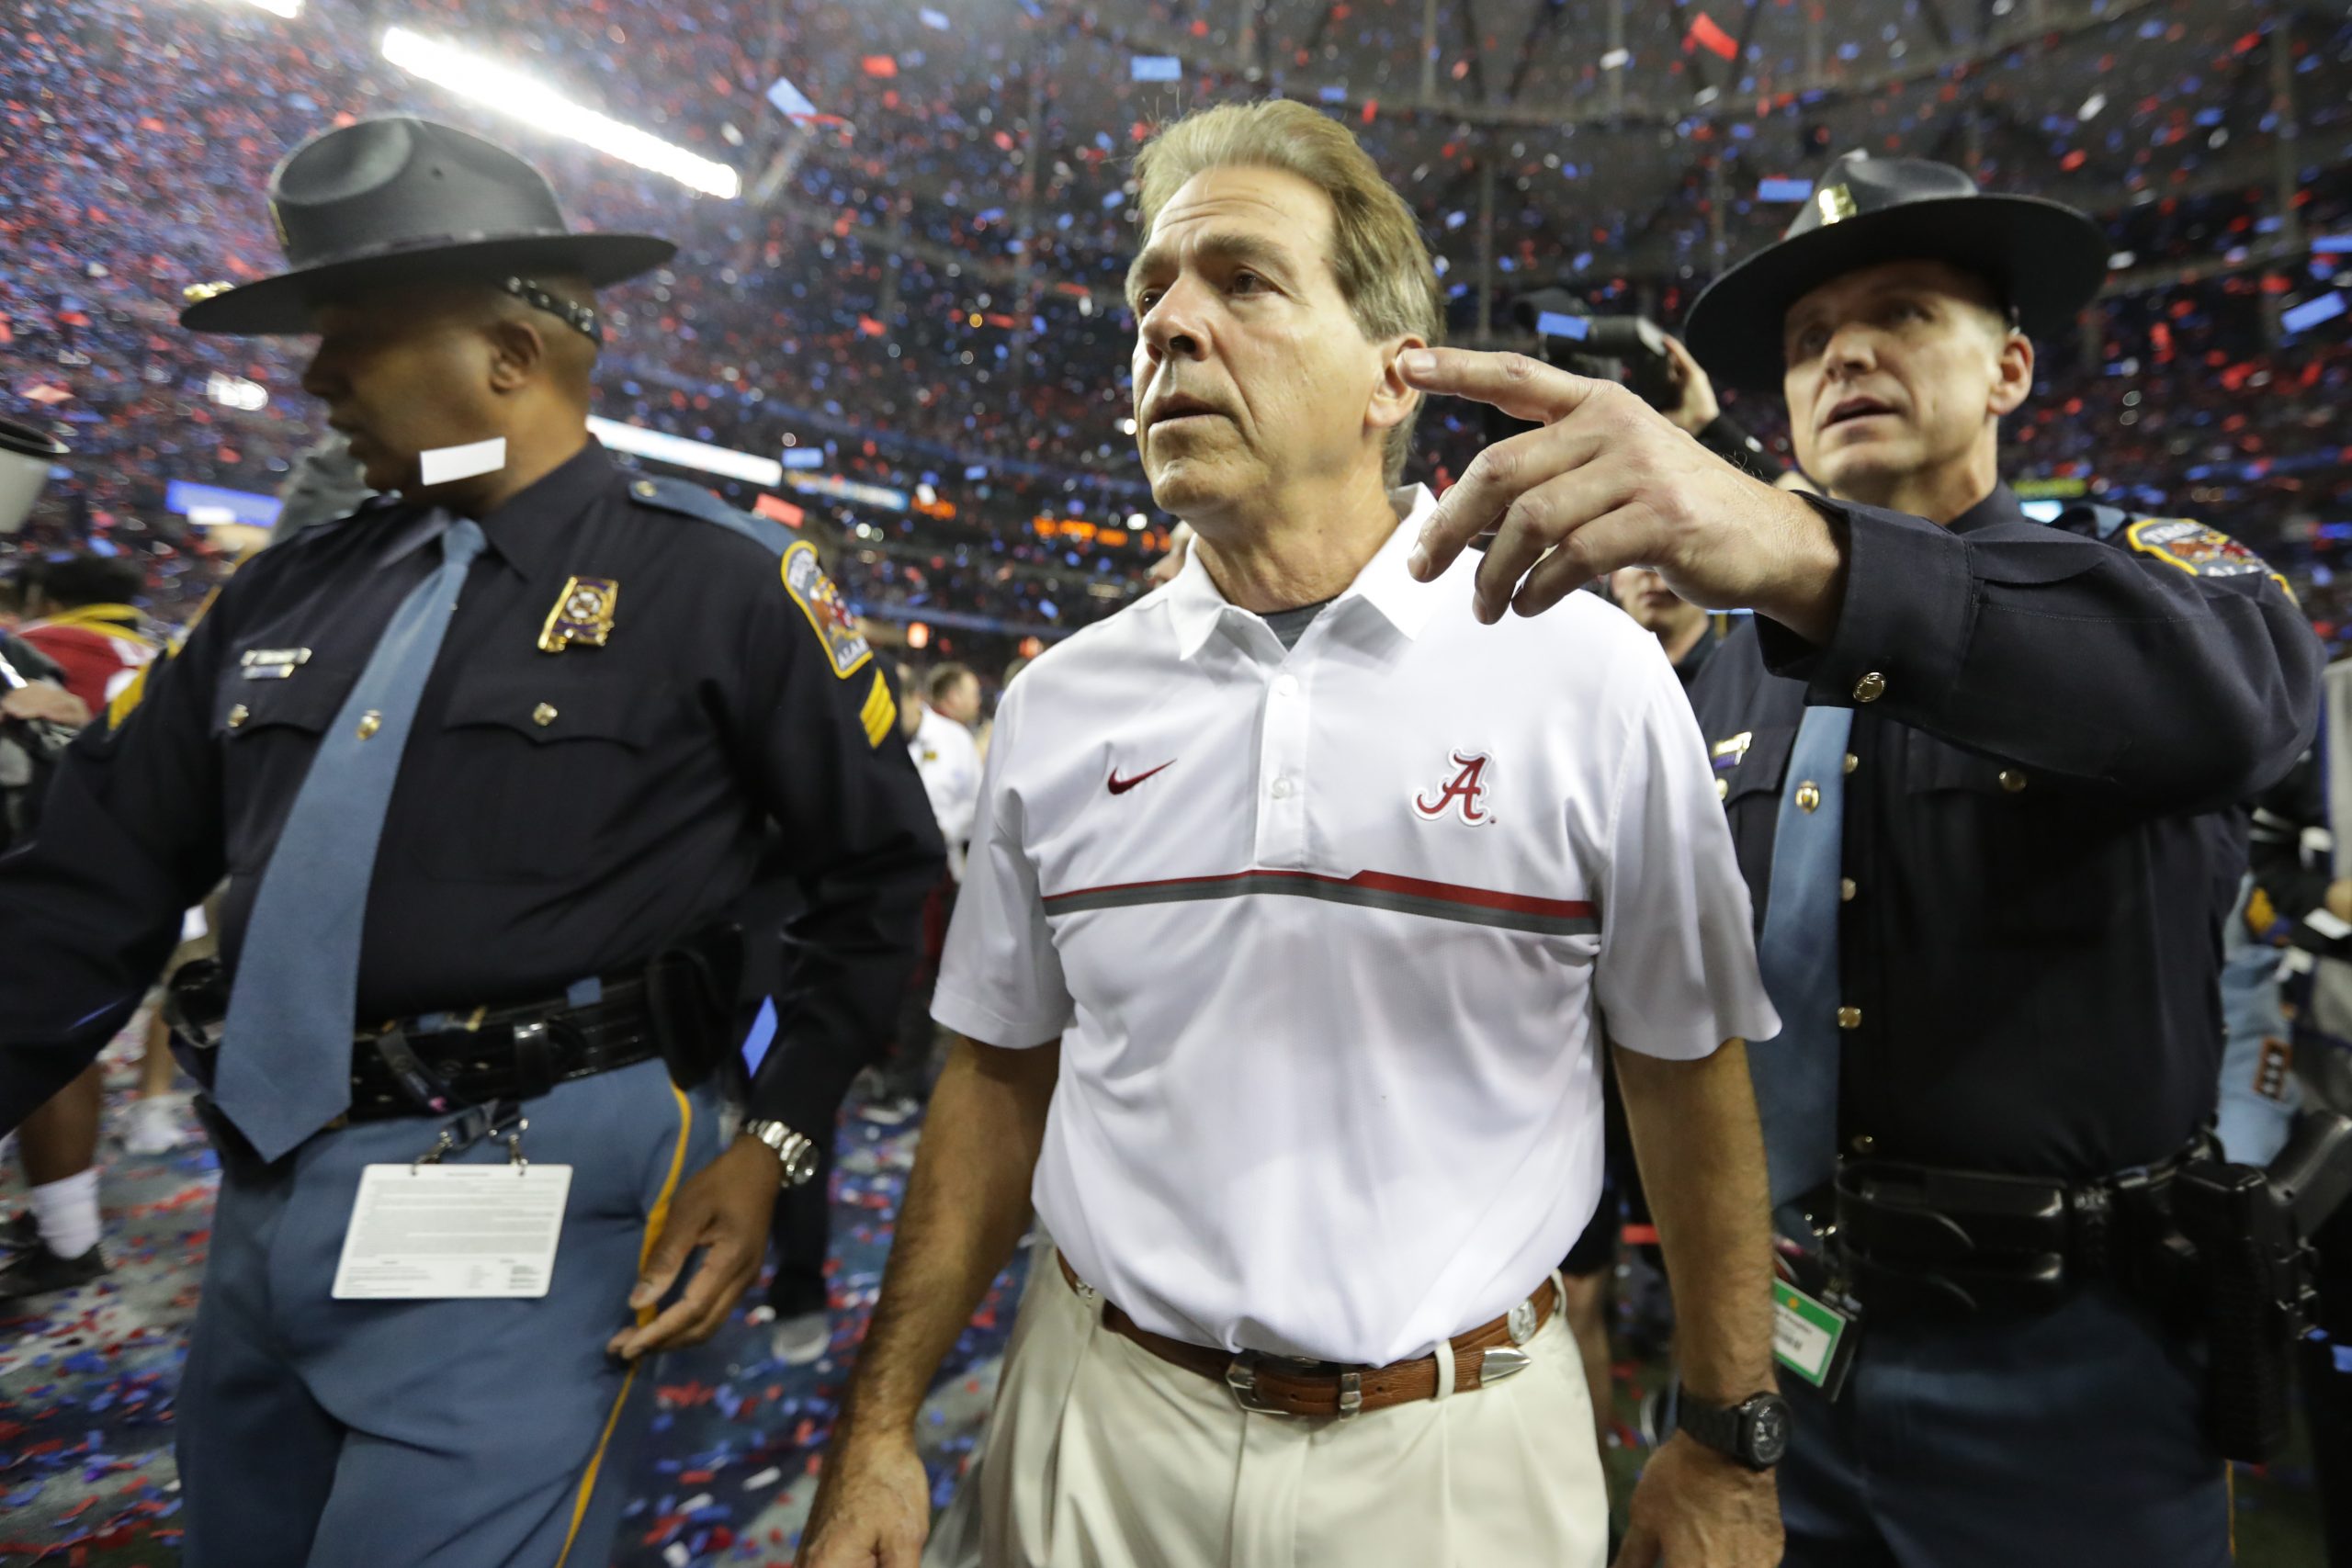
xmin=1498 ymin=288 xmax=1777 ymax=481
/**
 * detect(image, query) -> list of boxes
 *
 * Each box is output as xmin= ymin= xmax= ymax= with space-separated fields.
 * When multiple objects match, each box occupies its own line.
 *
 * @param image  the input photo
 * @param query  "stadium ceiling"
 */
xmin=379 ymin=0 xmax=2341 ymax=331
xmin=754 ymin=0 xmax=2335 ymax=277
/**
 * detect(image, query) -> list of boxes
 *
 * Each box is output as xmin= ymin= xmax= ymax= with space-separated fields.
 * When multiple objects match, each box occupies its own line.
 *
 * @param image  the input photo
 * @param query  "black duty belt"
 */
xmin=165 ymin=959 xmax=662 ymax=1123
xmin=1817 ymin=1142 xmax=2207 ymax=1319
xmin=346 ymin=979 xmax=662 ymax=1121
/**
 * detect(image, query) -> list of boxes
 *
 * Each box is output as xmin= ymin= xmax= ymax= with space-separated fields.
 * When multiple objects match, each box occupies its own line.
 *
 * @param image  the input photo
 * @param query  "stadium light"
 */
xmin=380 ymin=28 xmax=741 ymax=199
xmin=206 ymin=373 xmax=270 ymax=412
xmin=586 ymin=417 xmax=781 ymax=485
xmin=234 ymin=0 xmax=302 ymax=17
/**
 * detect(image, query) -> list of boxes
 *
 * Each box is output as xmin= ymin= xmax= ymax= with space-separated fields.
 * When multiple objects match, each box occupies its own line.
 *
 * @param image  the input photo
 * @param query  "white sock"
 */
xmin=28 ymin=1168 xmax=101 ymax=1258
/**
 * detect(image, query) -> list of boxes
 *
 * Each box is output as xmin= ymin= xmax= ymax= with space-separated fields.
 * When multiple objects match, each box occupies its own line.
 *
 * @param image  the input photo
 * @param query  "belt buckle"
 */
xmin=1225 ymin=1352 xmax=1312 ymax=1417
xmin=1225 ymin=1353 xmax=1363 ymax=1419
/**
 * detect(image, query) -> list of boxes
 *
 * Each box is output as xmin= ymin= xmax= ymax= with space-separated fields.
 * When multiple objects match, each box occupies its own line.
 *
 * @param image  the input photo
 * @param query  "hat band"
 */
xmin=500 ymin=276 xmax=601 ymax=345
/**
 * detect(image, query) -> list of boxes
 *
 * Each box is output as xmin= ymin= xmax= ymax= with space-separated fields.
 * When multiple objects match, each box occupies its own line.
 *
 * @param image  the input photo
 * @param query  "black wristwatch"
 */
xmin=1674 ymin=1386 xmax=1791 ymax=1471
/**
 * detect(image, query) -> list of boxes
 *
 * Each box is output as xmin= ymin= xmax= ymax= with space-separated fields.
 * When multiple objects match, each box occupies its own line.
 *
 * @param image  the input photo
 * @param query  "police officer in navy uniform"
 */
xmin=0 ymin=118 xmax=942 ymax=1565
xmin=1397 ymin=152 xmax=2321 ymax=1564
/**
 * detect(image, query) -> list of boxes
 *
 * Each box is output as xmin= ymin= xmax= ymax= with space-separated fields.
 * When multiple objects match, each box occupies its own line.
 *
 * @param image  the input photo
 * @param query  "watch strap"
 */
xmin=1676 ymin=1388 xmax=1744 ymax=1457
xmin=1673 ymin=1384 xmax=1784 ymax=1471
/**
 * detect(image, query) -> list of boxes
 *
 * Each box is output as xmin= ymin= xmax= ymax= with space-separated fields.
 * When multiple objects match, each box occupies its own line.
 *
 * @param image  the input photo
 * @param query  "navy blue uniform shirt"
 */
xmin=1690 ymin=483 xmax=2322 ymax=1179
xmin=0 ymin=439 xmax=944 ymax=1134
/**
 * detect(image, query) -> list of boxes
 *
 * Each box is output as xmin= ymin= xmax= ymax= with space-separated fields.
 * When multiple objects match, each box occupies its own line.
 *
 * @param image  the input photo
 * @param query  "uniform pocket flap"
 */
xmin=215 ymin=667 xmax=349 ymax=739
xmin=1903 ymin=737 xmax=2031 ymax=795
xmin=439 ymin=671 xmax=665 ymax=748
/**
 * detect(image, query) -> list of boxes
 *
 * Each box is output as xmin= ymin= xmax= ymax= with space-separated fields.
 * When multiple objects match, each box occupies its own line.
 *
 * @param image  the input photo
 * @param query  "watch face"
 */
xmin=785 ymin=1144 xmax=822 ymax=1187
xmin=1746 ymin=1398 xmax=1792 ymax=1465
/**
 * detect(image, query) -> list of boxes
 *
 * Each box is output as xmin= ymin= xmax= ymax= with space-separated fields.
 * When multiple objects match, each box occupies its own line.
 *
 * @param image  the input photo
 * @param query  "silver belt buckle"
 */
xmin=1227 ymin=1352 xmax=1366 ymax=1419
xmin=1224 ymin=1352 xmax=1297 ymax=1416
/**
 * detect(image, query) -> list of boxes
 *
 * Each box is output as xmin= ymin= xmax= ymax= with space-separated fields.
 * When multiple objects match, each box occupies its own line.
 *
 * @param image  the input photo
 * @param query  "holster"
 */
xmin=2170 ymin=1111 xmax=2352 ymax=1461
xmin=162 ymin=955 xmax=232 ymax=1088
xmin=641 ymin=922 xmax=746 ymax=1095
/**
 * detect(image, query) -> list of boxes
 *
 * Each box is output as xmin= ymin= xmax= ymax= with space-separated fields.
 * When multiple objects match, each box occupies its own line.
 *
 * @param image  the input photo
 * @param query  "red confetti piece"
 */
xmin=1683 ymin=12 xmax=1739 ymax=60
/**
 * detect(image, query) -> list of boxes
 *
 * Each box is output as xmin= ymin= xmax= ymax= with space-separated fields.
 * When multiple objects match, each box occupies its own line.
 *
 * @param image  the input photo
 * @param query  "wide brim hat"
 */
xmin=1682 ymin=152 xmax=2108 ymax=392
xmin=180 ymin=117 xmax=676 ymax=335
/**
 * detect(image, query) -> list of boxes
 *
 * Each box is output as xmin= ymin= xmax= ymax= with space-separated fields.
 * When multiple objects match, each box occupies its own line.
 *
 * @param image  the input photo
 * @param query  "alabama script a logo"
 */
xmin=1413 ymin=750 xmax=1496 ymax=825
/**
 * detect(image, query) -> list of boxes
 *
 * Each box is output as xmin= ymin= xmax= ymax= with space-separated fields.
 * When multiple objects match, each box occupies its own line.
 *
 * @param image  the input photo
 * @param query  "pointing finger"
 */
xmin=1397 ymin=346 xmax=1611 ymax=424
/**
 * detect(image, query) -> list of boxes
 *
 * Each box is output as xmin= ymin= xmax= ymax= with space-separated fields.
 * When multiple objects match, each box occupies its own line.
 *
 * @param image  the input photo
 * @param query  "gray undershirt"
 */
xmin=1261 ymin=596 xmax=1338 ymax=651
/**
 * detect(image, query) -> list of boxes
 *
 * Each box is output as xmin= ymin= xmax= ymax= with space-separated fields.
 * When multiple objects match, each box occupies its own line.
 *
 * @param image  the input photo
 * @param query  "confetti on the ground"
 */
xmin=0 ymin=1034 xmax=1024 ymax=1567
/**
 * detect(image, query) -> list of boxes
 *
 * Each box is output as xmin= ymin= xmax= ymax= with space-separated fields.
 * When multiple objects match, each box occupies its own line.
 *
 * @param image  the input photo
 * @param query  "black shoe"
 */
xmin=0 ymin=1239 xmax=107 ymax=1301
xmin=0 ymin=1210 xmax=37 ymax=1255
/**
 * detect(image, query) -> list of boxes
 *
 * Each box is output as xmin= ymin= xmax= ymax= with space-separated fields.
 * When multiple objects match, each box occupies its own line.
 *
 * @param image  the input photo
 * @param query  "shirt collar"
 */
xmin=28 ymin=603 xmax=142 ymax=636
xmin=1948 ymin=481 xmax=2027 ymax=536
xmin=379 ymin=436 xmax=614 ymax=577
xmin=473 ymin=437 xmax=615 ymax=580
xmin=1164 ymin=485 xmax=1445 ymax=660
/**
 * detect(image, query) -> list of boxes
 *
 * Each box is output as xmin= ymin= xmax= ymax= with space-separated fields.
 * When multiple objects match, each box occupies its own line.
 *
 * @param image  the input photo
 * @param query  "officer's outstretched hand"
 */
xmin=1400 ymin=348 xmax=1844 ymax=642
xmin=1613 ymin=1433 xmax=1782 ymax=1568
xmin=606 ymin=1137 xmax=783 ymax=1360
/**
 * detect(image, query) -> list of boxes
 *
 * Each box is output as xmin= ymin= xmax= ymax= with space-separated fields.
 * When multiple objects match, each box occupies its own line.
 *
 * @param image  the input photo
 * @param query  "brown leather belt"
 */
xmin=1058 ymin=1252 xmax=1558 ymax=1419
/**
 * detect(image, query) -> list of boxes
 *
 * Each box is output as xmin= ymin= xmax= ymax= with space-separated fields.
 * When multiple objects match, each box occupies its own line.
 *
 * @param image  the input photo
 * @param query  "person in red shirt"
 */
xmin=16 ymin=554 xmax=157 ymax=717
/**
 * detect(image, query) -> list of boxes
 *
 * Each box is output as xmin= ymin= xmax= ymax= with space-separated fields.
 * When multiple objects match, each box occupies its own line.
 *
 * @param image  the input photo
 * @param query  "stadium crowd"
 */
xmin=5 ymin=0 xmax=2350 ymax=670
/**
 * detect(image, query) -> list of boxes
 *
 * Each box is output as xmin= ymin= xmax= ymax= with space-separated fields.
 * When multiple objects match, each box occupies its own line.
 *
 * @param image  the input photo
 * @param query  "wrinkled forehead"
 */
xmin=1128 ymin=166 xmax=1338 ymax=290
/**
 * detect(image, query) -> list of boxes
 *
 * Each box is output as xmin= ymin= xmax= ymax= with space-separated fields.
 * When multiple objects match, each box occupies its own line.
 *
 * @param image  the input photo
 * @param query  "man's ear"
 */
xmin=1987 ymin=329 xmax=2033 ymax=420
xmin=1368 ymin=333 xmax=1430 ymax=436
xmin=484 ymin=315 xmax=548 ymax=395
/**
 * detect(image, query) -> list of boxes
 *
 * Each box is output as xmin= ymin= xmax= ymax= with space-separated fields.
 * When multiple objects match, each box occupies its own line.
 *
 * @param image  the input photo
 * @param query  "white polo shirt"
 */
xmin=910 ymin=704 xmax=983 ymax=879
xmin=933 ymin=487 xmax=1777 ymax=1368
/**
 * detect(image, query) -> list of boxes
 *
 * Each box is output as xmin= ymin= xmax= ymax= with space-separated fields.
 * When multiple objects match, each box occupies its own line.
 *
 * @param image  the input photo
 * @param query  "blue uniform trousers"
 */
xmin=180 ymin=1058 xmax=722 ymax=1567
xmin=1781 ymin=1284 xmax=2231 ymax=1568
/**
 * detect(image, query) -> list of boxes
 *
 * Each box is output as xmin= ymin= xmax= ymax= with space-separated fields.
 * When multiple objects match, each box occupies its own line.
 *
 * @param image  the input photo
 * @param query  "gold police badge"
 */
xmin=538 ymin=575 xmax=620 ymax=653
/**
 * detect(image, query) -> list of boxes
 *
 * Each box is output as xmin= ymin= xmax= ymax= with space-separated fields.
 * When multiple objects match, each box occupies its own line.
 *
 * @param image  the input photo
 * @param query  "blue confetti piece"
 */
xmin=1131 ymin=55 xmax=1182 ymax=82
xmin=2282 ymin=292 xmax=2346 ymax=334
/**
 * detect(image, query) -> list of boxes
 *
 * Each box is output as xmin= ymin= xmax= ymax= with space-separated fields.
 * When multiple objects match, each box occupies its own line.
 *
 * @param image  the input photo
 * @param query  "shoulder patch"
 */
xmin=625 ymin=475 xmax=797 ymax=557
xmin=2126 ymin=518 xmax=2295 ymax=602
xmin=782 ymin=540 xmax=874 ymax=680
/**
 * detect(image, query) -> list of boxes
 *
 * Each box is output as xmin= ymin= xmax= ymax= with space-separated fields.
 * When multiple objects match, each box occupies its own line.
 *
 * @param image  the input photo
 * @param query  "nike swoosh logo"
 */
xmin=1108 ymin=761 xmax=1175 ymax=795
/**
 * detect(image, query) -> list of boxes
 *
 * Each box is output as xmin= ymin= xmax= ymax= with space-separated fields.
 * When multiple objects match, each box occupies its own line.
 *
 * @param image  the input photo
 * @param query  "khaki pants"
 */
xmin=974 ymin=1261 xmax=1608 ymax=1568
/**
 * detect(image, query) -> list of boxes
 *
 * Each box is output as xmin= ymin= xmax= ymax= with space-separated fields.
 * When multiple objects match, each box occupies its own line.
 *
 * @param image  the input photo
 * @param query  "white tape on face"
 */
xmin=416 ymin=436 xmax=507 ymax=487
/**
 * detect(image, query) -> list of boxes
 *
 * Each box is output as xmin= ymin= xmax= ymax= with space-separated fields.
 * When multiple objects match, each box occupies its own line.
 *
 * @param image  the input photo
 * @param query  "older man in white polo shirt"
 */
xmin=805 ymin=99 xmax=1784 ymax=1568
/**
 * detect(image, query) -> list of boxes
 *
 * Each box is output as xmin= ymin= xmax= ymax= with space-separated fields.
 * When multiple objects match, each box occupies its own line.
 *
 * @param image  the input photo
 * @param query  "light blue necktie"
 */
xmin=1748 ymin=705 xmax=1854 ymax=1206
xmin=214 ymin=515 xmax=486 ymax=1162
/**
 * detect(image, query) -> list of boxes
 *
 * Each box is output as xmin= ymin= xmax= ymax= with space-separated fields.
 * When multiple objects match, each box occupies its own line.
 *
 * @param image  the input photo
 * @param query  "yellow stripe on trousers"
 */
xmin=555 ymin=1080 xmax=694 ymax=1568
